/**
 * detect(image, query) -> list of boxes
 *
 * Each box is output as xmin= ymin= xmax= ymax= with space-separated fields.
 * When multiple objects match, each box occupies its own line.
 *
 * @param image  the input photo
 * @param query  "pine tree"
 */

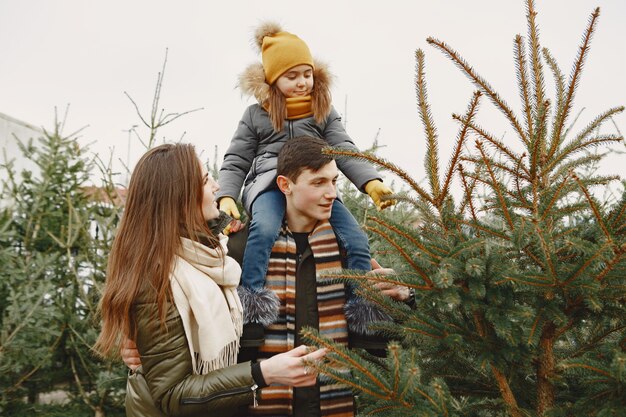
xmin=306 ymin=1 xmax=625 ymax=416
xmin=0 ymin=113 xmax=125 ymax=416
xmin=0 ymin=50 xmax=200 ymax=417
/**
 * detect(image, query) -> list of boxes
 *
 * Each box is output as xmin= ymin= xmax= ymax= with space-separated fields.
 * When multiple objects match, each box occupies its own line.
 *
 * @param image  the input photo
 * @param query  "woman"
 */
xmin=95 ymin=143 xmax=324 ymax=416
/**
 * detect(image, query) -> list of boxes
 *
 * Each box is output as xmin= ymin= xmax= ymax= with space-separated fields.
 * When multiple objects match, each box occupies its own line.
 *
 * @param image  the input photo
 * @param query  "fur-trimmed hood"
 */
xmin=238 ymin=59 xmax=333 ymax=108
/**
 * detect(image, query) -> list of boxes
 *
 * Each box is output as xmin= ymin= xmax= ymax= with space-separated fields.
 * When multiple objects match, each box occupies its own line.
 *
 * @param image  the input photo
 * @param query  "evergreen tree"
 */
xmin=0 ymin=50 xmax=202 ymax=417
xmin=307 ymin=1 xmax=625 ymax=416
xmin=0 ymin=115 xmax=125 ymax=416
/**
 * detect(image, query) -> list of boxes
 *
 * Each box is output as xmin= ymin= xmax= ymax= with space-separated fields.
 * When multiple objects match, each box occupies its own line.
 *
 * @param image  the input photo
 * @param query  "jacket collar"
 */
xmin=238 ymin=59 xmax=333 ymax=108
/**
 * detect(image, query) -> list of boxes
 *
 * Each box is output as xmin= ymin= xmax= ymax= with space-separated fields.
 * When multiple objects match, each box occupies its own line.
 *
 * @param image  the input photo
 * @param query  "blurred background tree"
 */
xmin=0 ymin=110 xmax=125 ymax=416
xmin=0 ymin=49 xmax=204 ymax=417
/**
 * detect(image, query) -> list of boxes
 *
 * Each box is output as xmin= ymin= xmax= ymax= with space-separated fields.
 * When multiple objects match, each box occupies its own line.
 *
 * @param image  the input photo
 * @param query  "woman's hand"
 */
xmin=120 ymin=338 xmax=142 ymax=371
xmin=260 ymin=345 xmax=327 ymax=387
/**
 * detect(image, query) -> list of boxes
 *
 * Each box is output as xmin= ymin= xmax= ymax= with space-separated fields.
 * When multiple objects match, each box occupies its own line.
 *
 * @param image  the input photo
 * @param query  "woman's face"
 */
xmin=201 ymin=164 xmax=220 ymax=221
xmin=275 ymin=64 xmax=314 ymax=98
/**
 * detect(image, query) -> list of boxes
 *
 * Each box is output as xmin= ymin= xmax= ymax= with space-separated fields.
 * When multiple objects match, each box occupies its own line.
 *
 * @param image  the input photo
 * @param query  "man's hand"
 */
xmin=367 ymin=259 xmax=410 ymax=301
xmin=364 ymin=180 xmax=396 ymax=211
xmin=121 ymin=338 xmax=141 ymax=371
xmin=218 ymin=197 xmax=242 ymax=234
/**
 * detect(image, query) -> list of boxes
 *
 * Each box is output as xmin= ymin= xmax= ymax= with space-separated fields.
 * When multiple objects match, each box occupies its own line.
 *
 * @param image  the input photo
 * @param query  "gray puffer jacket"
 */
xmin=217 ymin=62 xmax=381 ymax=214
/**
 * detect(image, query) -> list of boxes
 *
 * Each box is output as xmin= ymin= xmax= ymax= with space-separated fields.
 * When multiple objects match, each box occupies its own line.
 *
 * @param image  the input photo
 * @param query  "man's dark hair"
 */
xmin=277 ymin=136 xmax=335 ymax=182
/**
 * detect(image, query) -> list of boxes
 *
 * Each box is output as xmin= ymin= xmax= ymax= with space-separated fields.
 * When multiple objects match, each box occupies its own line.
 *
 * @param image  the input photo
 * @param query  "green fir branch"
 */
xmin=559 ymin=362 xmax=612 ymax=378
xmin=454 ymin=114 xmax=528 ymax=177
xmin=609 ymin=199 xmax=626 ymax=230
xmin=462 ymin=170 xmax=528 ymax=207
xmin=539 ymin=171 xmax=572 ymax=221
xmin=514 ymin=34 xmax=534 ymax=140
xmin=445 ymin=238 xmax=484 ymax=262
xmin=301 ymin=329 xmax=394 ymax=397
xmin=561 ymin=241 xmax=613 ymax=287
xmin=415 ymin=49 xmax=441 ymax=201
xmin=426 ymin=37 xmax=529 ymax=145
xmin=549 ymin=7 xmax=601 ymax=160
xmin=440 ymin=91 xmax=482 ymax=206
xmin=593 ymin=249 xmax=624 ymax=283
xmin=461 ymin=155 xmax=529 ymax=183
xmin=544 ymin=134 xmax=623 ymax=176
xmin=364 ymin=225 xmax=435 ymax=287
xmin=526 ymin=0 xmax=546 ymax=129
xmin=550 ymin=152 xmax=604 ymax=182
xmin=530 ymin=99 xmax=550 ymax=182
xmin=532 ymin=222 xmax=557 ymax=279
xmin=527 ymin=309 xmax=545 ymax=346
xmin=367 ymin=215 xmax=445 ymax=260
xmin=572 ymin=174 xmax=612 ymax=240
xmin=543 ymin=47 xmax=567 ymax=157
xmin=513 ymin=155 xmax=534 ymax=210
xmin=323 ymin=147 xmax=434 ymax=205
xmin=495 ymin=273 xmax=554 ymax=288
xmin=453 ymin=219 xmax=510 ymax=241
xmin=458 ymin=164 xmax=480 ymax=226
xmin=571 ymin=106 xmax=624 ymax=148
xmin=475 ymin=141 xmax=515 ymax=230
xmin=388 ymin=193 xmax=439 ymax=226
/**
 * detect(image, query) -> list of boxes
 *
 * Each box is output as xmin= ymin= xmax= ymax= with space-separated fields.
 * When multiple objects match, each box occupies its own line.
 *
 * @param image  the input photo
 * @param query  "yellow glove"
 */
xmin=218 ymin=197 xmax=240 ymax=234
xmin=364 ymin=180 xmax=395 ymax=211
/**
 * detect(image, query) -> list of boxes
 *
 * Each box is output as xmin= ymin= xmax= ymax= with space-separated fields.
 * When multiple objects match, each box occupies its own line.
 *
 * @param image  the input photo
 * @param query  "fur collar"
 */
xmin=238 ymin=59 xmax=333 ymax=110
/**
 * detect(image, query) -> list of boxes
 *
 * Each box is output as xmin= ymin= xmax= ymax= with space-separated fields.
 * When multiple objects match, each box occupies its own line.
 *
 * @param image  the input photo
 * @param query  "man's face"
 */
xmin=286 ymin=160 xmax=338 ymax=225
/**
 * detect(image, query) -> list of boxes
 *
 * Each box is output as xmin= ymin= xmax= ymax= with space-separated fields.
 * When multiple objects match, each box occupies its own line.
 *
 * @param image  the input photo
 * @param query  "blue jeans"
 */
xmin=241 ymin=189 xmax=371 ymax=290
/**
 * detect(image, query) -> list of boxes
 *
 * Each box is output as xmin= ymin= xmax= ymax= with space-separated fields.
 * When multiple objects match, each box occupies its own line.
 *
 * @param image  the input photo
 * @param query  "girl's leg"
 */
xmin=240 ymin=189 xmax=285 ymax=291
xmin=329 ymin=200 xmax=371 ymax=271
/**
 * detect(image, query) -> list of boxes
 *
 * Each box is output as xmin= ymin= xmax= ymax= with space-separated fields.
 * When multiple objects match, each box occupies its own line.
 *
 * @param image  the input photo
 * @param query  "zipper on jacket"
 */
xmin=296 ymin=253 xmax=302 ymax=276
xmin=181 ymin=383 xmax=259 ymax=405
xmin=288 ymin=120 xmax=294 ymax=138
xmin=251 ymin=383 xmax=259 ymax=407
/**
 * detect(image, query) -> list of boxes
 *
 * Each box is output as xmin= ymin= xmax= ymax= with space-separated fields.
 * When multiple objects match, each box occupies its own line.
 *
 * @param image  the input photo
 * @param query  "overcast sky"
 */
xmin=1 ymin=0 xmax=624 ymax=193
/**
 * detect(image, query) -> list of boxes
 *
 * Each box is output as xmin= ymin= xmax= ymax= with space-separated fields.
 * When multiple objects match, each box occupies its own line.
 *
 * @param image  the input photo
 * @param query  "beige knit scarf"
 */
xmin=170 ymin=235 xmax=243 ymax=375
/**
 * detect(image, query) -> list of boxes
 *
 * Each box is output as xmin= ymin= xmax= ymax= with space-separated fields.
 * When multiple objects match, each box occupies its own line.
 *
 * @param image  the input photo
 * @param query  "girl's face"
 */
xmin=200 ymin=164 xmax=220 ymax=221
xmin=275 ymin=64 xmax=314 ymax=98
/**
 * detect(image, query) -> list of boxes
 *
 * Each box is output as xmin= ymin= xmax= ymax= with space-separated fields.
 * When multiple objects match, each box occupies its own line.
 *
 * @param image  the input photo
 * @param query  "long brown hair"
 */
xmin=267 ymin=74 xmax=332 ymax=132
xmin=94 ymin=143 xmax=218 ymax=358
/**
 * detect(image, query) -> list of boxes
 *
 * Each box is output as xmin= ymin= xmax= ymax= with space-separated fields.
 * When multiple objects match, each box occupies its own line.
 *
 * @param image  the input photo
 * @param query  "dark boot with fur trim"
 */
xmin=344 ymin=296 xmax=394 ymax=357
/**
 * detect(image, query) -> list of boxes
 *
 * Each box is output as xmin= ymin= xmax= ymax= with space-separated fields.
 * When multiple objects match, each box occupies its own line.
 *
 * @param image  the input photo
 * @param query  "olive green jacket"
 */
xmin=125 ymin=291 xmax=257 ymax=417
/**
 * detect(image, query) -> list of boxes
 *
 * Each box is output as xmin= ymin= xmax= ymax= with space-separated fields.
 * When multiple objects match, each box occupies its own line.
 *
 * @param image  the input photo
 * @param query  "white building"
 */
xmin=0 ymin=112 xmax=43 ymax=201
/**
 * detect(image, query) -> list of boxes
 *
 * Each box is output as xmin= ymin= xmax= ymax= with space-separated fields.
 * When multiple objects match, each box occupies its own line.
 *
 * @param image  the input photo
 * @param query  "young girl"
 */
xmin=95 ymin=143 xmax=325 ymax=417
xmin=217 ymin=22 xmax=394 ymax=302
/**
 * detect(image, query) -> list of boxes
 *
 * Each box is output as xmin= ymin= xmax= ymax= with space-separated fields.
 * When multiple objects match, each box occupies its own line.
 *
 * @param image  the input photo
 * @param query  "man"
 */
xmin=122 ymin=136 xmax=410 ymax=416
xmin=231 ymin=136 xmax=410 ymax=417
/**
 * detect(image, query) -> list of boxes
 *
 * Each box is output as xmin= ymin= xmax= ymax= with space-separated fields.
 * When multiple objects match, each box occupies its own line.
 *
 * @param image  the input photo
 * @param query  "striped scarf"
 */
xmin=252 ymin=221 xmax=354 ymax=417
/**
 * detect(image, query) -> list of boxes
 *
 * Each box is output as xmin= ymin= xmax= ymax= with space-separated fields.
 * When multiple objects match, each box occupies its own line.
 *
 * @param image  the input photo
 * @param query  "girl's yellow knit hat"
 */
xmin=254 ymin=22 xmax=315 ymax=85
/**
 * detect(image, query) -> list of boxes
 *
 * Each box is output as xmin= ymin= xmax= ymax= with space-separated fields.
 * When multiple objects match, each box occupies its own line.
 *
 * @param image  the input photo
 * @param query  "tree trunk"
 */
xmin=537 ymin=321 xmax=556 ymax=415
xmin=94 ymin=406 xmax=105 ymax=417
